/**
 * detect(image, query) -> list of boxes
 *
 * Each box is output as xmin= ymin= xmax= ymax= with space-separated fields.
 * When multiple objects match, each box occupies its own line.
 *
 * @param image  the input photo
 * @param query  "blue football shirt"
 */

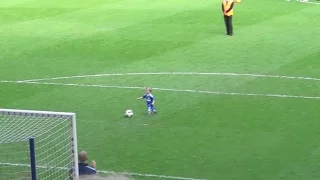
xmin=78 ymin=163 xmax=97 ymax=176
xmin=142 ymin=93 xmax=155 ymax=105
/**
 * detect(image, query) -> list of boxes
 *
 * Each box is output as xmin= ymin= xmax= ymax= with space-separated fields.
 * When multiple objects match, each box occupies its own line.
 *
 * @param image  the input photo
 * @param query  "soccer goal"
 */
xmin=0 ymin=109 xmax=79 ymax=180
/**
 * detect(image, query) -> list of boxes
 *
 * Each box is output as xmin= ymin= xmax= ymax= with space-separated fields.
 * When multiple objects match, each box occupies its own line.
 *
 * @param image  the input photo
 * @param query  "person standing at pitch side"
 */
xmin=222 ymin=0 xmax=235 ymax=36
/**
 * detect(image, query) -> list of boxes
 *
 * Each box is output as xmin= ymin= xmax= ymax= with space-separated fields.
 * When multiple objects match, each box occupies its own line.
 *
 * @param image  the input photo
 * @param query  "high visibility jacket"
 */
xmin=222 ymin=0 xmax=234 ymax=16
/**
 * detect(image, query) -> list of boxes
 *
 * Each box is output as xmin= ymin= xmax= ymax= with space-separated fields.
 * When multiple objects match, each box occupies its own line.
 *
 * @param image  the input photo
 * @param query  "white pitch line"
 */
xmin=17 ymin=72 xmax=320 ymax=82
xmin=288 ymin=0 xmax=320 ymax=4
xmin=299 ymin=0 xmax=320 ymax=5
xmin=0 ymin=162 xmax=206 ymax=180
xmin=1 ymin=80 xmax=320 ymax=100
xmin=98 ymin=170 xmax=207 ymax=180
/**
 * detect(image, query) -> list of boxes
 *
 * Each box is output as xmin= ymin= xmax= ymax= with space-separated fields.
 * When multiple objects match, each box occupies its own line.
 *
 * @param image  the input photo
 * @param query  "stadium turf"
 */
xmin=0 ymin=0 xmax=319 ymax=179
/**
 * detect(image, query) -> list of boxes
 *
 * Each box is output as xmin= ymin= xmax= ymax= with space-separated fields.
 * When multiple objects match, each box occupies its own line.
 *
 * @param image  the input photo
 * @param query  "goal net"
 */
xmin=0 ymin=109 xmax=79 ymax=180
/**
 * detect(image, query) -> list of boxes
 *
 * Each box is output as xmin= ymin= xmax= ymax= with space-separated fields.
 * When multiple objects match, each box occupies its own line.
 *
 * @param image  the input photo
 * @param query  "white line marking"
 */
xmin=299 ymin=0 xmax=320 ymax=5
xmin=1 ymin=80 xmax=320 ymax=100
xmin=287 ymin=0 xmax=320 ymax=4
xmin=18 ymin=72 xmax=320 ymax=82
xmin=99 ymin=170 xmax=206 ymax=180
xmin=0 ymin=162 xmax=206 ymax=180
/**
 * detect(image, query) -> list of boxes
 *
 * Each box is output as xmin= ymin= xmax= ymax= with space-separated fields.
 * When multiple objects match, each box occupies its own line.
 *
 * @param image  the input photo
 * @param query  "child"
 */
xmin=137 ymin=87 xmax=157 ymax=115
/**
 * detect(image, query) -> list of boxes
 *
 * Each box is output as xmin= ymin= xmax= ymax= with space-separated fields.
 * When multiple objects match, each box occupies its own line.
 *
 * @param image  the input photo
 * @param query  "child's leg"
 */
xmin=150 ymin=105 xmax=157 ymax=114
xmin=147 ymin=105 xmax=152 ymax=115
xmin=152 ymin=106 xmax=157 ymax=114
xmin=147 ymin=105 xmax=156 ymax=115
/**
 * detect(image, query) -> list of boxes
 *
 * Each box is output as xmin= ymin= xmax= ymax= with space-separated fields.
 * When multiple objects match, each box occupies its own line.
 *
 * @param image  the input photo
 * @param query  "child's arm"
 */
xmin=152 ymin=100 xmax=155 ymax=105
xmin=137 ymin=94 xmax=146 ymax=100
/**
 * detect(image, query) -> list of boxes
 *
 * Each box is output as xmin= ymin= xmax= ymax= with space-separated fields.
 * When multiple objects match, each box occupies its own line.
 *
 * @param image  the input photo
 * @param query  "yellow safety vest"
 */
xmin=222 ymin=0 xmax=234 ymax=16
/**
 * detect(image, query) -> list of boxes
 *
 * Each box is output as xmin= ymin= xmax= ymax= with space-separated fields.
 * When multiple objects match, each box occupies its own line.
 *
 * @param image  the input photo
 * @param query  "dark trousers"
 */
xmin=224 ymin=15 xmax=233 ymax=35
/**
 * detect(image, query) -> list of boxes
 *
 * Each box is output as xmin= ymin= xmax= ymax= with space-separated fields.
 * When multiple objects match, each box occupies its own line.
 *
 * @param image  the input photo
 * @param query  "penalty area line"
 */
xmin=1 ymin=80 xmax=320 ymax=100
xmin=16 ymin=72 xmax=320 ymax=82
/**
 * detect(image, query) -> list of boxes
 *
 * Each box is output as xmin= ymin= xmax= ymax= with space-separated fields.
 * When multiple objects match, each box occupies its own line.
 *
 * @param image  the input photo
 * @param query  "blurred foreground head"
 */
xmin=78 ymin=151 xmax=89 ymax=162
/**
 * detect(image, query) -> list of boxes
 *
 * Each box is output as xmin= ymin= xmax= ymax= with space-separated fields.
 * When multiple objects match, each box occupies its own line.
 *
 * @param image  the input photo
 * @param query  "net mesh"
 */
xmin=0 ymin=110 xmax=77 ymax=180
xmin=0 ymin=141 xmax=30 ymax=179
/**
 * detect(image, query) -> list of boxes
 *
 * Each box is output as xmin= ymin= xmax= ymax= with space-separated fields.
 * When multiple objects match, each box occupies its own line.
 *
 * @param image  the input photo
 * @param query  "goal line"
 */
xmin=0 ymin=162 xmax=207 ymax=180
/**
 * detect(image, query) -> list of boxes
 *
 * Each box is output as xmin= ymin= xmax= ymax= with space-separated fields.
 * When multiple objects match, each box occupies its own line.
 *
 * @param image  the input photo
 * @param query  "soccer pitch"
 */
xmin=0 ymin=0 xmax=319 ymax=179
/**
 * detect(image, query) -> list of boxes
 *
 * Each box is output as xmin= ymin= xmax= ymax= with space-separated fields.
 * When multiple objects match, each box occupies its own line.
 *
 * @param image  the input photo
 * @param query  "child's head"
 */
xmin=146 ymin=87 xmax=152 ymax=94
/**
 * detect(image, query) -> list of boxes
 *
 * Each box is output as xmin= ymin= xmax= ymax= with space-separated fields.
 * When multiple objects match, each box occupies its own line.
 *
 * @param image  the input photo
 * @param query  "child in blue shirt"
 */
xmin=137 ymin=87 xmax=157 ymax=115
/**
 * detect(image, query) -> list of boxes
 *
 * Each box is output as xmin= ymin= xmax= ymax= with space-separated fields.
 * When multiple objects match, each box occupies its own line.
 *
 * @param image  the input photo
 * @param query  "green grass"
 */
xmin=0 ymin=0 xmax=320 ymax=180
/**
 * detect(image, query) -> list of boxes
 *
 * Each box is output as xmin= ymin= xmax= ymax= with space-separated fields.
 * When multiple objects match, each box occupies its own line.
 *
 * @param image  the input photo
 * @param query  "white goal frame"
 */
xmin=0 ymin=108 xmax=79 ymax=180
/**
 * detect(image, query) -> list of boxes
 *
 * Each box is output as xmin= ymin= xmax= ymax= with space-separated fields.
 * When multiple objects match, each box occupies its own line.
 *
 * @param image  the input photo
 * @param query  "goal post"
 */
xmin=0 ymin=109 xmax=79 ymax=180
xmin=29 ymin=137 xmax=37 ymax=180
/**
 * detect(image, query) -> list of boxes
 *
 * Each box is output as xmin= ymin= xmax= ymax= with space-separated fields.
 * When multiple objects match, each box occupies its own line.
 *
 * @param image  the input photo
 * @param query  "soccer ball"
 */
xmin=125 ymin=110 xmax=133 ymax=117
